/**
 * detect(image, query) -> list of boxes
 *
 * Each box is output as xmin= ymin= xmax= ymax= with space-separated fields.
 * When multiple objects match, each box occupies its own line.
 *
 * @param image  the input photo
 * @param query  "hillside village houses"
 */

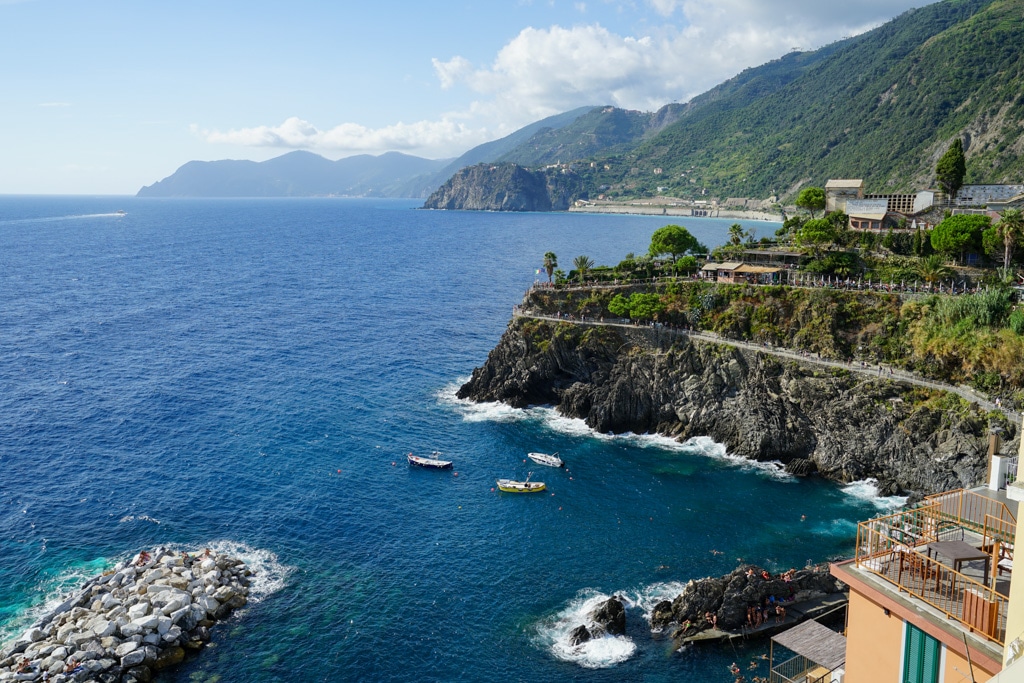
xmin=825 ymin=178 xmax=1024 ymax=232
xmin=696 ymin=179 xmax=1024 ymax=283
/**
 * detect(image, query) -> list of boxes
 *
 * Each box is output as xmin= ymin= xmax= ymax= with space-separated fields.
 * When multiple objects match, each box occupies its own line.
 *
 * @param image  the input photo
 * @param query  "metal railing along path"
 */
xmin=512 ymin=310 xmax=1022 ymax=424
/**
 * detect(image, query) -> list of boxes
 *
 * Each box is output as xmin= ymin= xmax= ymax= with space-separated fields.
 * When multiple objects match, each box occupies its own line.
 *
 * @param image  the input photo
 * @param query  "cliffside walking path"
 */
xmin=513 ymin=310 xmax=1022 ymax=425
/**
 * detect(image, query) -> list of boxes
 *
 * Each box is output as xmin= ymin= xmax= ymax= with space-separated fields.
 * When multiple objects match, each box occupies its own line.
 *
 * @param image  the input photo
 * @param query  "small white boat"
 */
xmin=528 ymin=451 xmax=563 ymax=468
xmin=407 ymin=452 xmax=453 ymax=469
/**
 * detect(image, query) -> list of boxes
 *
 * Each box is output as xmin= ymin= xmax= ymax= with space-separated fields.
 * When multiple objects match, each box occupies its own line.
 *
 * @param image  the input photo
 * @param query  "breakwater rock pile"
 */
xmin=0 ymin=549 xmax=251 ymax=683
xmin=457 ymin=318 xmax=1020 ymax=496
xmin=650 ymin=565 xmax=844 ymax=641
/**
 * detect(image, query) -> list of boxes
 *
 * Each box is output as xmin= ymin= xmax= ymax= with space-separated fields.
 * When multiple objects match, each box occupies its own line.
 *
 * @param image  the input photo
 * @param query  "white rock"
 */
xmin=92 ymin=621 xmax=117 ymax=638
xmin=199 ymin=559 xmax=216 ymax=571
xmin=196 ymin=595 xmax=220 ymax=615
xmin=127 ymin=603 xmax=150 ymax=620
xmin=169 ymin=606 xmax=190 ymax=625
xmin=161 ymin=598 xmax=184 ymax=615
xmin=146 ymin=584 xmax=171 ymax=595
xmin=156 ymin=616 xmax=172 ymax=635
xmin=114 ymin=641 xmax=138 ymax=657
xmin=141 ymin=568 xmax=167 ymax=583
xmin=25 ymin=627 xmax=46 ymax=643
xmin=119 ymin=622 xmax=143 ymax=639
xmin=213 ymin=586 xmax=236 ymax=602
xmin=142 ymin=633 xmax=161 ymax=646
xmin=163 ymin=625 xmax=182 ymax=642
xmin=55 ymin=623 xmax=76 ymax=643
xmin=120 ymin=650 xmax=145 ymax=668
xmin=132 ymin=614 xmax=160 ymax=631
xmin=67 ymin=631 xmax=95 ymax=647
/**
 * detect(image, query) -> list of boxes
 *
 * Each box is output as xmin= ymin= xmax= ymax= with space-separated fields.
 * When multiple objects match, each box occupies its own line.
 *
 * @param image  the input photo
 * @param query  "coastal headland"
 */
xmin=0 ymin=549 xmax=251 ymax=683
xmin=458 ymin=283 xmax=1021 ymax=497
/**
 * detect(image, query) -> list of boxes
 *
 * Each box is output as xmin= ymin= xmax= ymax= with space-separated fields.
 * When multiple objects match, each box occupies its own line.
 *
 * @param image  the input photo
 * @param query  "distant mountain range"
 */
xmin=136 ymin=107 xmax=598 ymax=198
xmin=142 ymin=0 xmax=1024 ymax=207
xmin=136 ymin=150 xmax=449 ymax=198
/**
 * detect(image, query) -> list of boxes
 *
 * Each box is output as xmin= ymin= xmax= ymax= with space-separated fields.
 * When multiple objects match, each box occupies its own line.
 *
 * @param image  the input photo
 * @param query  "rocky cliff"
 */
xmin=422 ymin=163 xmax=583 ymax=211
xmin=457 ymin=317 xmax=1019 ymax=496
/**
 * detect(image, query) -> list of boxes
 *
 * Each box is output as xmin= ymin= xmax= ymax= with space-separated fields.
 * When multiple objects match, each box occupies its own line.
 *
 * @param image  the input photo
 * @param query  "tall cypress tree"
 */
xmin=936 ymin=138 xmax=966 ymax=201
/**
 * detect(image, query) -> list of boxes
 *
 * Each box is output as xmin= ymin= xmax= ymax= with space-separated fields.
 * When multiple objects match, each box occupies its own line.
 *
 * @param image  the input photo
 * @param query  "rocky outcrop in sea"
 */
xmin=457 ymin=318 xmax=1019 ymax=496
xmin=0 ymin=548 xmax=251 ymax=683
xmin=650 ymin=564 xmax=844 ymax=643
xmin=422 ymin=163 xmax=583 ymax=211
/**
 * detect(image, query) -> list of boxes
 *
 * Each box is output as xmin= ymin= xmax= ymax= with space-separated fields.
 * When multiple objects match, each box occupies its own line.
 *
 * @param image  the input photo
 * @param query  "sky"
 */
xmin=0 ymin=0 xmax=931 ymax=195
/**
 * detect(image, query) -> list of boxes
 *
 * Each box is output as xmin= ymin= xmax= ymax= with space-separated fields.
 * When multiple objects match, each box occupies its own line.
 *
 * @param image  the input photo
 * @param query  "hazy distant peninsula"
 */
xmin=136 ymin=150 xmax=449 ymax=198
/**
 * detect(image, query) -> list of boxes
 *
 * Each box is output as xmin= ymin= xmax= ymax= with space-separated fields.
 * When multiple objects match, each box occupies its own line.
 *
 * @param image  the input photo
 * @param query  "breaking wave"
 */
xmin=438 ymin=381 xmax=791 ymax=480
xmin=534 ymin=589 xmax=636 ymax=669
xmin=842 ymin=479 xmax=908 ymax=511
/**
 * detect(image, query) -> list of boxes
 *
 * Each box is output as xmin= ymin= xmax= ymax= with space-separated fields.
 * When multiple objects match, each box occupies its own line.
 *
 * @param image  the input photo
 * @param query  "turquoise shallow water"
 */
xmin=0 ymin=197 xmax=894 ymax=681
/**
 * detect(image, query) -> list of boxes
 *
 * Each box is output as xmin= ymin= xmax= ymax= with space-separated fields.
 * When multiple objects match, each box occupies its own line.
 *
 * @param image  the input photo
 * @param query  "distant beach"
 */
xmin=569 ymin=201 xmax=783 ymax=222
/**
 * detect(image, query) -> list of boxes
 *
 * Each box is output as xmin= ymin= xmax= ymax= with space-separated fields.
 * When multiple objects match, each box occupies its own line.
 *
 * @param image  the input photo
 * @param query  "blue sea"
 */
xmin=0 ymin=197 xmax=901 ymax=682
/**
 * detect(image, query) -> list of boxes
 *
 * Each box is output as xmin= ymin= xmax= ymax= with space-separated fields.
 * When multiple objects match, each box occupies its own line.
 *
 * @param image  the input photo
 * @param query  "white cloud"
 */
xmin=647 ymin=0 xmax=682 ymax=16
xmin=199 ymin=0 xmax=920 ymax=159
xmin=437 ymin=0 xmax=920 ymax=117
xmin=193 ymin=116 xmax=494 ymax=159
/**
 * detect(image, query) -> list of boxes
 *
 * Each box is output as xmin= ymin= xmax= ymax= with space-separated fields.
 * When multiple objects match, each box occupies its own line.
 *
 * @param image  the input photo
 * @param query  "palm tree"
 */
xmin=917 ymin=254 xmax=953 ymax=284
xmin=543 ymin=252 xmax=558 ymax=283
xmin=728 ymin=223 xmax=745 ymax=246
xmin=994 ymin=209 xmax=1024 ymax=279
xmin=573 ymin=255 xmax=594 ymax=284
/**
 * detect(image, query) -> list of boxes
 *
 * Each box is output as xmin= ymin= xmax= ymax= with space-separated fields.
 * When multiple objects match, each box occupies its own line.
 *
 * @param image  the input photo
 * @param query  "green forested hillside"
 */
xmin=625 ymin=0 xmax=1024 ymax=198
xmin=496 ymin=106 xmax=683 ymax=167
xmin=425 ymin=0 xmax=1024 ymax=208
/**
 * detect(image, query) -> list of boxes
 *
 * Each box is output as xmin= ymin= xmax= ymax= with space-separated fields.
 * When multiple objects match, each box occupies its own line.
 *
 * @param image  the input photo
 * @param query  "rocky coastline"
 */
xmin=457 ymin=316 xmax=1020 ymax=496
xmin=0 ymin=548 xmax=251 ymax=683
xmin=650 ymin=564 xmax=845 ymax=646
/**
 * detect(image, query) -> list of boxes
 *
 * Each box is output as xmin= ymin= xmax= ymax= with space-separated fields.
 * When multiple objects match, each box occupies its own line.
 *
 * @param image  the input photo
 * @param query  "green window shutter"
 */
xmin=903 ymin=623 xmax=940 ymax=683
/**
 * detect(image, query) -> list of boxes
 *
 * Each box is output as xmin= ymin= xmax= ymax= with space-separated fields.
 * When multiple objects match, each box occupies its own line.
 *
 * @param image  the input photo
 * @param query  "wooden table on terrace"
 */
xmin=926 ymin=541 xmax=991 ymax=586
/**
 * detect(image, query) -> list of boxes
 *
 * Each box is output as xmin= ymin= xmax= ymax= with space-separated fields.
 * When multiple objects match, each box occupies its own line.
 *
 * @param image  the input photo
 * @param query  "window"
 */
xmin=903 ymin=623 xmax=940 ymax=683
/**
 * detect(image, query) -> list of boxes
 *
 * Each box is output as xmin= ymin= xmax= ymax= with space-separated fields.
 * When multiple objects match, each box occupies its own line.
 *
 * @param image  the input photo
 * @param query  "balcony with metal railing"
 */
xmin=854 ymin=489 xmax=1016 ymax=646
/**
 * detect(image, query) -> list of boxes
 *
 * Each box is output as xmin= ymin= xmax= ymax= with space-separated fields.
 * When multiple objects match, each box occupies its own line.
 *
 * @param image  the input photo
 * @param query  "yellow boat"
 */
xmin=496 ymin=477 xmax=546 ymax=493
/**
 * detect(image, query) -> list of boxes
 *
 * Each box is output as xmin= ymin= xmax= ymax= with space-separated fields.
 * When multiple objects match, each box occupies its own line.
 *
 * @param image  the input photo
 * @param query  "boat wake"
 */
xmin=0 ymin=213 xmax=125 ymax=226
xmin=437 ymin=381 xmax=792 ymax=480
xmin=534 ymin=589 xmax=637 ymax=669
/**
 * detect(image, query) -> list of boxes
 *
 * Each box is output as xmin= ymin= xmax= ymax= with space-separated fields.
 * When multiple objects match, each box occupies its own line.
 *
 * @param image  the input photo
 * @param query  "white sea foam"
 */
xmin=198 ymin=540 xmax=293 ymax=603
xmin=0 ymin=559 xmax=110 ymax=647
xmin=118 ymin=514 xmax=161 ymax=524
xmin=841 ymin=479 xmax=908 ymax=511
xmin=439 ymin=380 xmax=792 ymax=480
xmin=535 ymin=589 xmax=637 ymax=669
xmin=620 ymin=581 xmax=687 ymax=623
xmin=436 ymin=381 xmax=528 ymax=424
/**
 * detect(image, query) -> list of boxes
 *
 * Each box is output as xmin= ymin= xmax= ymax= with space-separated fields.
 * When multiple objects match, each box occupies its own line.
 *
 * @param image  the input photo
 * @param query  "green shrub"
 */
xmin=1009 ymin=309 xmax=1024 ymax=335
